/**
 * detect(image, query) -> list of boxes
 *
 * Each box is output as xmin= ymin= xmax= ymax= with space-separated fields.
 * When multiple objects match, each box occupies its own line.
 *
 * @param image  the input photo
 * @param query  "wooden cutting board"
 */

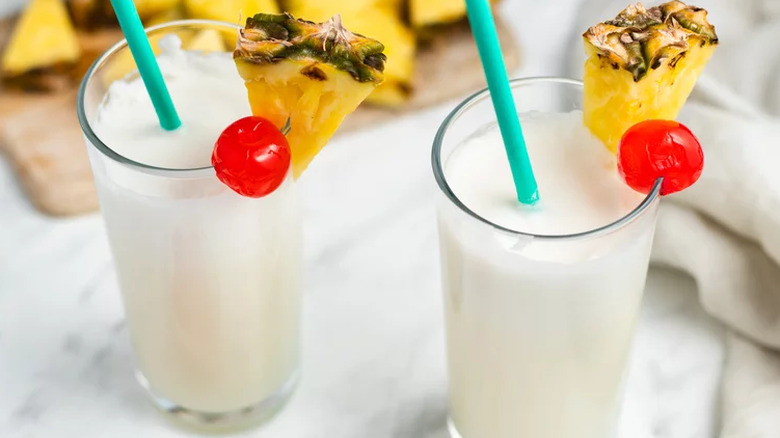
xmin=0 ymin=17 xmax=520 ymax=217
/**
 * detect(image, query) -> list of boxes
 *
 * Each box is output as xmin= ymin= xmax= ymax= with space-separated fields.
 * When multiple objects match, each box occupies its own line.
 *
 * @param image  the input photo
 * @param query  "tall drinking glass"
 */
xmin=432 ymin=78 xmax=661 ymax=438
xmin=77 ymin=20 xmax=301 ymax=431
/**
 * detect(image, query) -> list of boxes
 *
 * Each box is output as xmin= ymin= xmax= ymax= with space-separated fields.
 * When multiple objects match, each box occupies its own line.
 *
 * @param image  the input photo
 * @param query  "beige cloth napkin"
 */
xmin=568 ymin=0 xmax=780 ymax=435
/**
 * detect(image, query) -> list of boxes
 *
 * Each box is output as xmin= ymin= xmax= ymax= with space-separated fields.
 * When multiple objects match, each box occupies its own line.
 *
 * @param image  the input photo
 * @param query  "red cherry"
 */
xmin=617 ymin=120 xmax=704 ymax=195
xmin=212 ymin=116 xmax=291 ymax=197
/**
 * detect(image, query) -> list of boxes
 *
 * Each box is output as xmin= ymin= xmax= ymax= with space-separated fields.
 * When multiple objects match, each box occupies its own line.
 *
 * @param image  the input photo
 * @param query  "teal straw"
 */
xmin=464 ymin=0 xmax=538 ymax=204
xmin=109 ymin=0 xmax=181 ymax=131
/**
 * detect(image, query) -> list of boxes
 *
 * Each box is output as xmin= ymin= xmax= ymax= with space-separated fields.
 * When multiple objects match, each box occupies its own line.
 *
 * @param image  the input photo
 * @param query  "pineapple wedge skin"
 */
xmin=582 ymin=1 xmax=718 ymax=153
xmin=2 ymin=0 xmax=81 ymax=76
xmin=185 ymin=0 xmax=279 ymax=24
xmin=283 ymin=0 xmax=415 ymax=107
xmin=583 ymin=41 xmax=716 ymax=153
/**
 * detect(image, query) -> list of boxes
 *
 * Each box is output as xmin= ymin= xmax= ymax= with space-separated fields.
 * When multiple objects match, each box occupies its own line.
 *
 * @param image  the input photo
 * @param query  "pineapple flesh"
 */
xmin=234 ymin=13 xmax=386 ymax=177
xmin=283 ymin=0 xmax=414 ymax=107
xmin=583 ymin=1 xmax=718 ymax=153
xmin=2 ymin=0 xmax=81 ymax=90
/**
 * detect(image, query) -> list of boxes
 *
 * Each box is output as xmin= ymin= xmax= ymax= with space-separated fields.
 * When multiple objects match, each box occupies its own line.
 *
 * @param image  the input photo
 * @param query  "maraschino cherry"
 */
xmin=212 ymin=116 xmax=291 ymax=197
xmin=617 ymin=120 xmax=704 ymax=195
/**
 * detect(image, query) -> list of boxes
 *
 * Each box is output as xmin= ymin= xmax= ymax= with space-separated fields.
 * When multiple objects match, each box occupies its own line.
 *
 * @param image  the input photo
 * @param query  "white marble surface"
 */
xmin=0 ymin=1 xmax=725 ymax=437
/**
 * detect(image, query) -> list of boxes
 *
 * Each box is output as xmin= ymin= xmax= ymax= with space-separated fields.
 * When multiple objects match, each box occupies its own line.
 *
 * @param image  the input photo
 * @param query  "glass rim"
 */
xmin=76 ymin=19 xmax=241 ymax=178
xmin=431 ymin=76 xmax=662 ymax=241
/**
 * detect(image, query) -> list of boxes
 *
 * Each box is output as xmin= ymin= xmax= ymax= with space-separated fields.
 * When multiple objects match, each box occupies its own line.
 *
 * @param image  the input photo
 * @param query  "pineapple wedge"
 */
xmin=185 ymin=0 xmax=279 ymax=24
xmin=234 ymin=13 xmax=386 ymax=177
xmin=283 ymin=0 xmax=414 ymax=107
xmin=583 ymin=1 xmax=718 ymax=153
xmin=2 ymin=0 xmax=81 ymax=90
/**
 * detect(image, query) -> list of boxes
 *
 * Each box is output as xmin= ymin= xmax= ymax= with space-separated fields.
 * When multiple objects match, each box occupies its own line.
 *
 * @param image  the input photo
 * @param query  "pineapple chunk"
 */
xmin=341 ymin=9 xmax=414 ymax=106
xmin=134 ymin=0 xmax=181 ymax=19
xmin=410 ymin=0 xmax=466 ymax=28
xmin=583 ymin=1 xmax=717 ymax=153
xmin=184 ymin=29 xmax=226 ymax=52
xmin=68 ymin=0 xmax=115 ymax=29
xmin=284 ymin=0 xmax=415 ymax=107
xmin=410 ymin=0 xmax=500 ymax=29
xmin=1 ymin=0 xmax=80 ymax=76
xmin=68 ymin=0 xmax=180 ymax=28
xmin=234 ymin=13 xmax=385 ymax=177
xmin=281 ymin=0 xmax=402 ymax=20
xmin=143 ymin=4 xmax=186 ymax=26
xmin=185 ymin=0 xmax=279 ymax=24
xmin=101 ymin=35 xmax=165 ymax=84
xmin=101 ymin=30 xmax=224 ymax=84
xmin=103 ymin=13 xmax=228 ymax=84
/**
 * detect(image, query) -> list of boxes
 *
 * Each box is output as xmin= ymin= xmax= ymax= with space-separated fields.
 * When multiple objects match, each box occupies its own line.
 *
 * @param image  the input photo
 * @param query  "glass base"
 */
xmin=446 ymin=414 xmax=620 ymax=438
xmin=136 ymin=370 xmax=299 ymax=433
xmin=447 ymin=417 xmax=464 ymax=438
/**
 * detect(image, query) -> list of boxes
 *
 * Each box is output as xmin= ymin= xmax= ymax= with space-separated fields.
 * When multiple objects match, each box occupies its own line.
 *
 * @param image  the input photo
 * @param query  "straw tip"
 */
xmin=162 ymin=118 xmax=182 ymax=131
xmin=518 ymin=189 xmax=539 ymax=206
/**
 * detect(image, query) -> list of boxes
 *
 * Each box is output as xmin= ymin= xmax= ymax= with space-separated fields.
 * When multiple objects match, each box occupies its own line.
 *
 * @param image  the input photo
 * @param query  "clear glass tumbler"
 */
xmin=432 ymin=78 xmax=661 ymax=438
xmin=77 ymin=20 xmax=301 ymax=431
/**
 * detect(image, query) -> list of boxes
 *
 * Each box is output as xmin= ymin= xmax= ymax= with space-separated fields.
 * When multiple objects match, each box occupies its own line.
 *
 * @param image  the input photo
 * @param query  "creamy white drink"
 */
xmin=438 ymin=111 xmax=656 ymax=438
xmin=88 ymin=37 xmax=301 ymax=415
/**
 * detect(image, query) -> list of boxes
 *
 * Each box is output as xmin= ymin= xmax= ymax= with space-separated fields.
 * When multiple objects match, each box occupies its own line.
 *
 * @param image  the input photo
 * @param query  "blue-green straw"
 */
xmin=464 ymin=0 xmax=538 ymax=205
xmin=109 ymin=0 xmax=181 ymax=131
